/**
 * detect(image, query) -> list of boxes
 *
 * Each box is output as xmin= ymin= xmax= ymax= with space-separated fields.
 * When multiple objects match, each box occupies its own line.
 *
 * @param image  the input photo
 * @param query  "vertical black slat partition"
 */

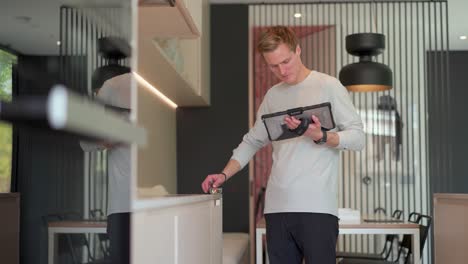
xmin=61 ymin=4 xmax=128 ymax=216
xmin=59 ymin=4 xmax=130 ymax=261
xmin=348 ymin=3 xmax=354 ymax=252
xmin=338 ymin=2 xmax=345 ymax=251
xmin=364 ymin=2 xmax=372 ymax=252
xmin=18 ymin=5 xmax=83 ymax=264
xmin=433 ymin=1 xmax=441 ymax=193
xmin=443 ymin=0 xmax=452 ymax=195
xmin=409 ymin=1 xmax=415 ymax=216
xmin=428 ymin=0 xmax=437 ymax=196
xmin=249 ymin=2 xmax=449 ymax=263
xmin=440 ymin=1 xmax=448 ymax=194
xmin=370 ymin=1 xmax=376 ymax=253
xmin=423 ymin=2 xmax=432 ymax=240
xmin=417 ymin=1 xmax=423 ymax=217
xmin=15 ymin=4 xmax=96 ymax=263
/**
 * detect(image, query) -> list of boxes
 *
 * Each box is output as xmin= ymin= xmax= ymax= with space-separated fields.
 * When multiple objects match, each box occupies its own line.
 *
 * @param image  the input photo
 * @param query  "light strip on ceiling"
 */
xmin=133 ymin=72 xmax=178 ymax=109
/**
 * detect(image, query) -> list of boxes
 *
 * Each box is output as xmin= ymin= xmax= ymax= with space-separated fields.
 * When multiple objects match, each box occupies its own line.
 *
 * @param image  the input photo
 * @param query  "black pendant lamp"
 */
xmin=339 ymin=33 xmax=392 ymax=92
xmin=92 ymin=36 xmax=131 ymax=93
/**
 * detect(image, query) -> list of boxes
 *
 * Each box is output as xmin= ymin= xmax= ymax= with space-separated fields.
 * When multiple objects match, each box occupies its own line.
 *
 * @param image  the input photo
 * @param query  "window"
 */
xmin=0 ymin=49 xmax=16 ymax=192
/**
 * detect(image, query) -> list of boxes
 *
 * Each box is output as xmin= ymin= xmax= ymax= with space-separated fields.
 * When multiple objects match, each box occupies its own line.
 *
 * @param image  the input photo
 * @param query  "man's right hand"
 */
xmin=201 ymin=174 xmax=226 ymax=193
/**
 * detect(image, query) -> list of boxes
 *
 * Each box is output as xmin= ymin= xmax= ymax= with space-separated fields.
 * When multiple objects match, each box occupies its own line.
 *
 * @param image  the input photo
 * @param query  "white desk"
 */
xmin=256 ymin=217 xmax=420 ymax=264
xmin=48 ymin=220 xmax=107 ymax=264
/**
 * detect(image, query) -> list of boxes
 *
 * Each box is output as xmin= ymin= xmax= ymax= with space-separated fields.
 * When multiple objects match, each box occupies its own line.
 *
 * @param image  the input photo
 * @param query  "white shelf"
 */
xmin=137 ymin=0 xmax=210 ymax=107
xmin=137 ymin=38 xmax=208 ymax=106
xmin=138 ymin=0 xmax=200 ymax=39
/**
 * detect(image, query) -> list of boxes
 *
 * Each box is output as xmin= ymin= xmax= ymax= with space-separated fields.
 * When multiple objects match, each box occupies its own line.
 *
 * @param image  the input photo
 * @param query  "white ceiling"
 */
xmin=211 ymin=0 xmax=468 ymax=51
xmin=0 ymin=0 xmax=63 ymax=54
xmin=1 ymin=0 xmax=466 ymax=54
xmin=0 ymin=0 xmax=125 ymax=55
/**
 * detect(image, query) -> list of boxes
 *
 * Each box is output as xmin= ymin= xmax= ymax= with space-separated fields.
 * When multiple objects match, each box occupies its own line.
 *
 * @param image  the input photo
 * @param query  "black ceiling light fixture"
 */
xmin=339 ymin=33 xmax=392 ymax=92
xmin=92 ymin=36 xmax=131 ymax=93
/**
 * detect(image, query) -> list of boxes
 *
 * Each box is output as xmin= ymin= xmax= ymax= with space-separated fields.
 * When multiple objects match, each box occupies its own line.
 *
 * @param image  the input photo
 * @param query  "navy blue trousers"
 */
xmin=265 ymin=212 xmax=338 ymax=264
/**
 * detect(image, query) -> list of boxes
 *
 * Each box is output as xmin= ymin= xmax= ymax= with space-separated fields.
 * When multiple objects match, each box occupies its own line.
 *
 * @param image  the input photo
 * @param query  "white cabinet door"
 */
xmin=132 ymin=196 xmax=223 ymax=264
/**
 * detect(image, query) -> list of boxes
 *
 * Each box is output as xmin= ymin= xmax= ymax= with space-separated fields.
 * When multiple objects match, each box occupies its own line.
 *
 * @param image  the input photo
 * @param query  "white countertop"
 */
xmin=132 ymin=194 xmax=222 ymax=212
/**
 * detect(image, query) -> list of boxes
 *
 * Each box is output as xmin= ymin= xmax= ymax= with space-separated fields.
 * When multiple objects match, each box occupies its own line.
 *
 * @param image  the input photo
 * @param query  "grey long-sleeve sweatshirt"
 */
xmin=231 ymin=71 xmax=365 ymax=216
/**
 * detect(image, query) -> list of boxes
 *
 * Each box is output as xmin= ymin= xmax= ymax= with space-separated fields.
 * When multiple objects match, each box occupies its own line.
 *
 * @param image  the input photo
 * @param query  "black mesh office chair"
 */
xmin=391 ymin=209 xmax=403 ymax=220
xmin=374 ymin=207 xmax=387 ymax=215
xmin=336 ymin=209 xmax=404 ymax=261
xmin=338 ymin=212 xmax=432 ymax=264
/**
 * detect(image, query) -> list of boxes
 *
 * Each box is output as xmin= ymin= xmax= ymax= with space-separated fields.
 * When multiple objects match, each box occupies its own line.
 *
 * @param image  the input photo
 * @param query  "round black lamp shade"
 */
xmin=98 ymin=36 xmax=131 ymax=61
xmin=92 ymin=64 xmax=130 ymax=92
xmin=92 ymin=37 xmax=131 ymax=92
xmin=340 ymin=61 xmax=392 ymax=92
xmin=339 ymin=33 xmax=393 ymax=92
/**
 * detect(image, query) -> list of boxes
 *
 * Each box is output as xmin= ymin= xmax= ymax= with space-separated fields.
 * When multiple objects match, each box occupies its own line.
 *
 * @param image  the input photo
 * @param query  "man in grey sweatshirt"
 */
xmin=201 ymin=26 xmax=365 ymax=263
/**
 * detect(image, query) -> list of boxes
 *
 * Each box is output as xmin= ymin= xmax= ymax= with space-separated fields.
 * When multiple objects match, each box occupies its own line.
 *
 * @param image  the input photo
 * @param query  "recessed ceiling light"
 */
xmin=460 ymin=35 xmax=467 ymax=40
xmin=57 ymin=41 xmax=61 ymax=46
xmin=294 ymin=13 xmax=302 ymax=18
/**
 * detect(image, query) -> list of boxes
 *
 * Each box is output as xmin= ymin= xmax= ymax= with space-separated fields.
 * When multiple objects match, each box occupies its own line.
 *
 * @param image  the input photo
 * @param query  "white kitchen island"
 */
xmin=132 ymin=194 xmax=223 ymax=264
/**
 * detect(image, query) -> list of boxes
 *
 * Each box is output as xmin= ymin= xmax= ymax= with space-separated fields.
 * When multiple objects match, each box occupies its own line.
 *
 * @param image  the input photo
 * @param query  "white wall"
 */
xmin=136 ymin=82 xmax=177 ymax=193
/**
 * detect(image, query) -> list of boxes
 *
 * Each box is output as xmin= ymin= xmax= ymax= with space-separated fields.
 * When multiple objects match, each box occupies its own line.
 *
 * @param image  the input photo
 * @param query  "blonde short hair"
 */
xmin=257 ymin=26 xmax=299 ymax=53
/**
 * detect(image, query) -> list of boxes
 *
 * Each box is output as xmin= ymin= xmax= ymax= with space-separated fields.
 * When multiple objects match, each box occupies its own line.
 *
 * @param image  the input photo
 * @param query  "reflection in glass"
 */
xmin=0 ymin=0 xmax=133 ymax=263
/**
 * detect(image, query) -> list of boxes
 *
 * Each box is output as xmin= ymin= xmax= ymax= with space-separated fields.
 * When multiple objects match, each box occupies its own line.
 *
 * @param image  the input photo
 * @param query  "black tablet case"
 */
xmin=261 ymin=102 xmax=336 ymax=141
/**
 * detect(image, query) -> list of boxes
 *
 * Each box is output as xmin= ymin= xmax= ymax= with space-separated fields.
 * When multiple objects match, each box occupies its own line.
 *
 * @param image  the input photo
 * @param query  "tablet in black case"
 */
xmin=261 ymin=102 xmax=336 ymax=141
